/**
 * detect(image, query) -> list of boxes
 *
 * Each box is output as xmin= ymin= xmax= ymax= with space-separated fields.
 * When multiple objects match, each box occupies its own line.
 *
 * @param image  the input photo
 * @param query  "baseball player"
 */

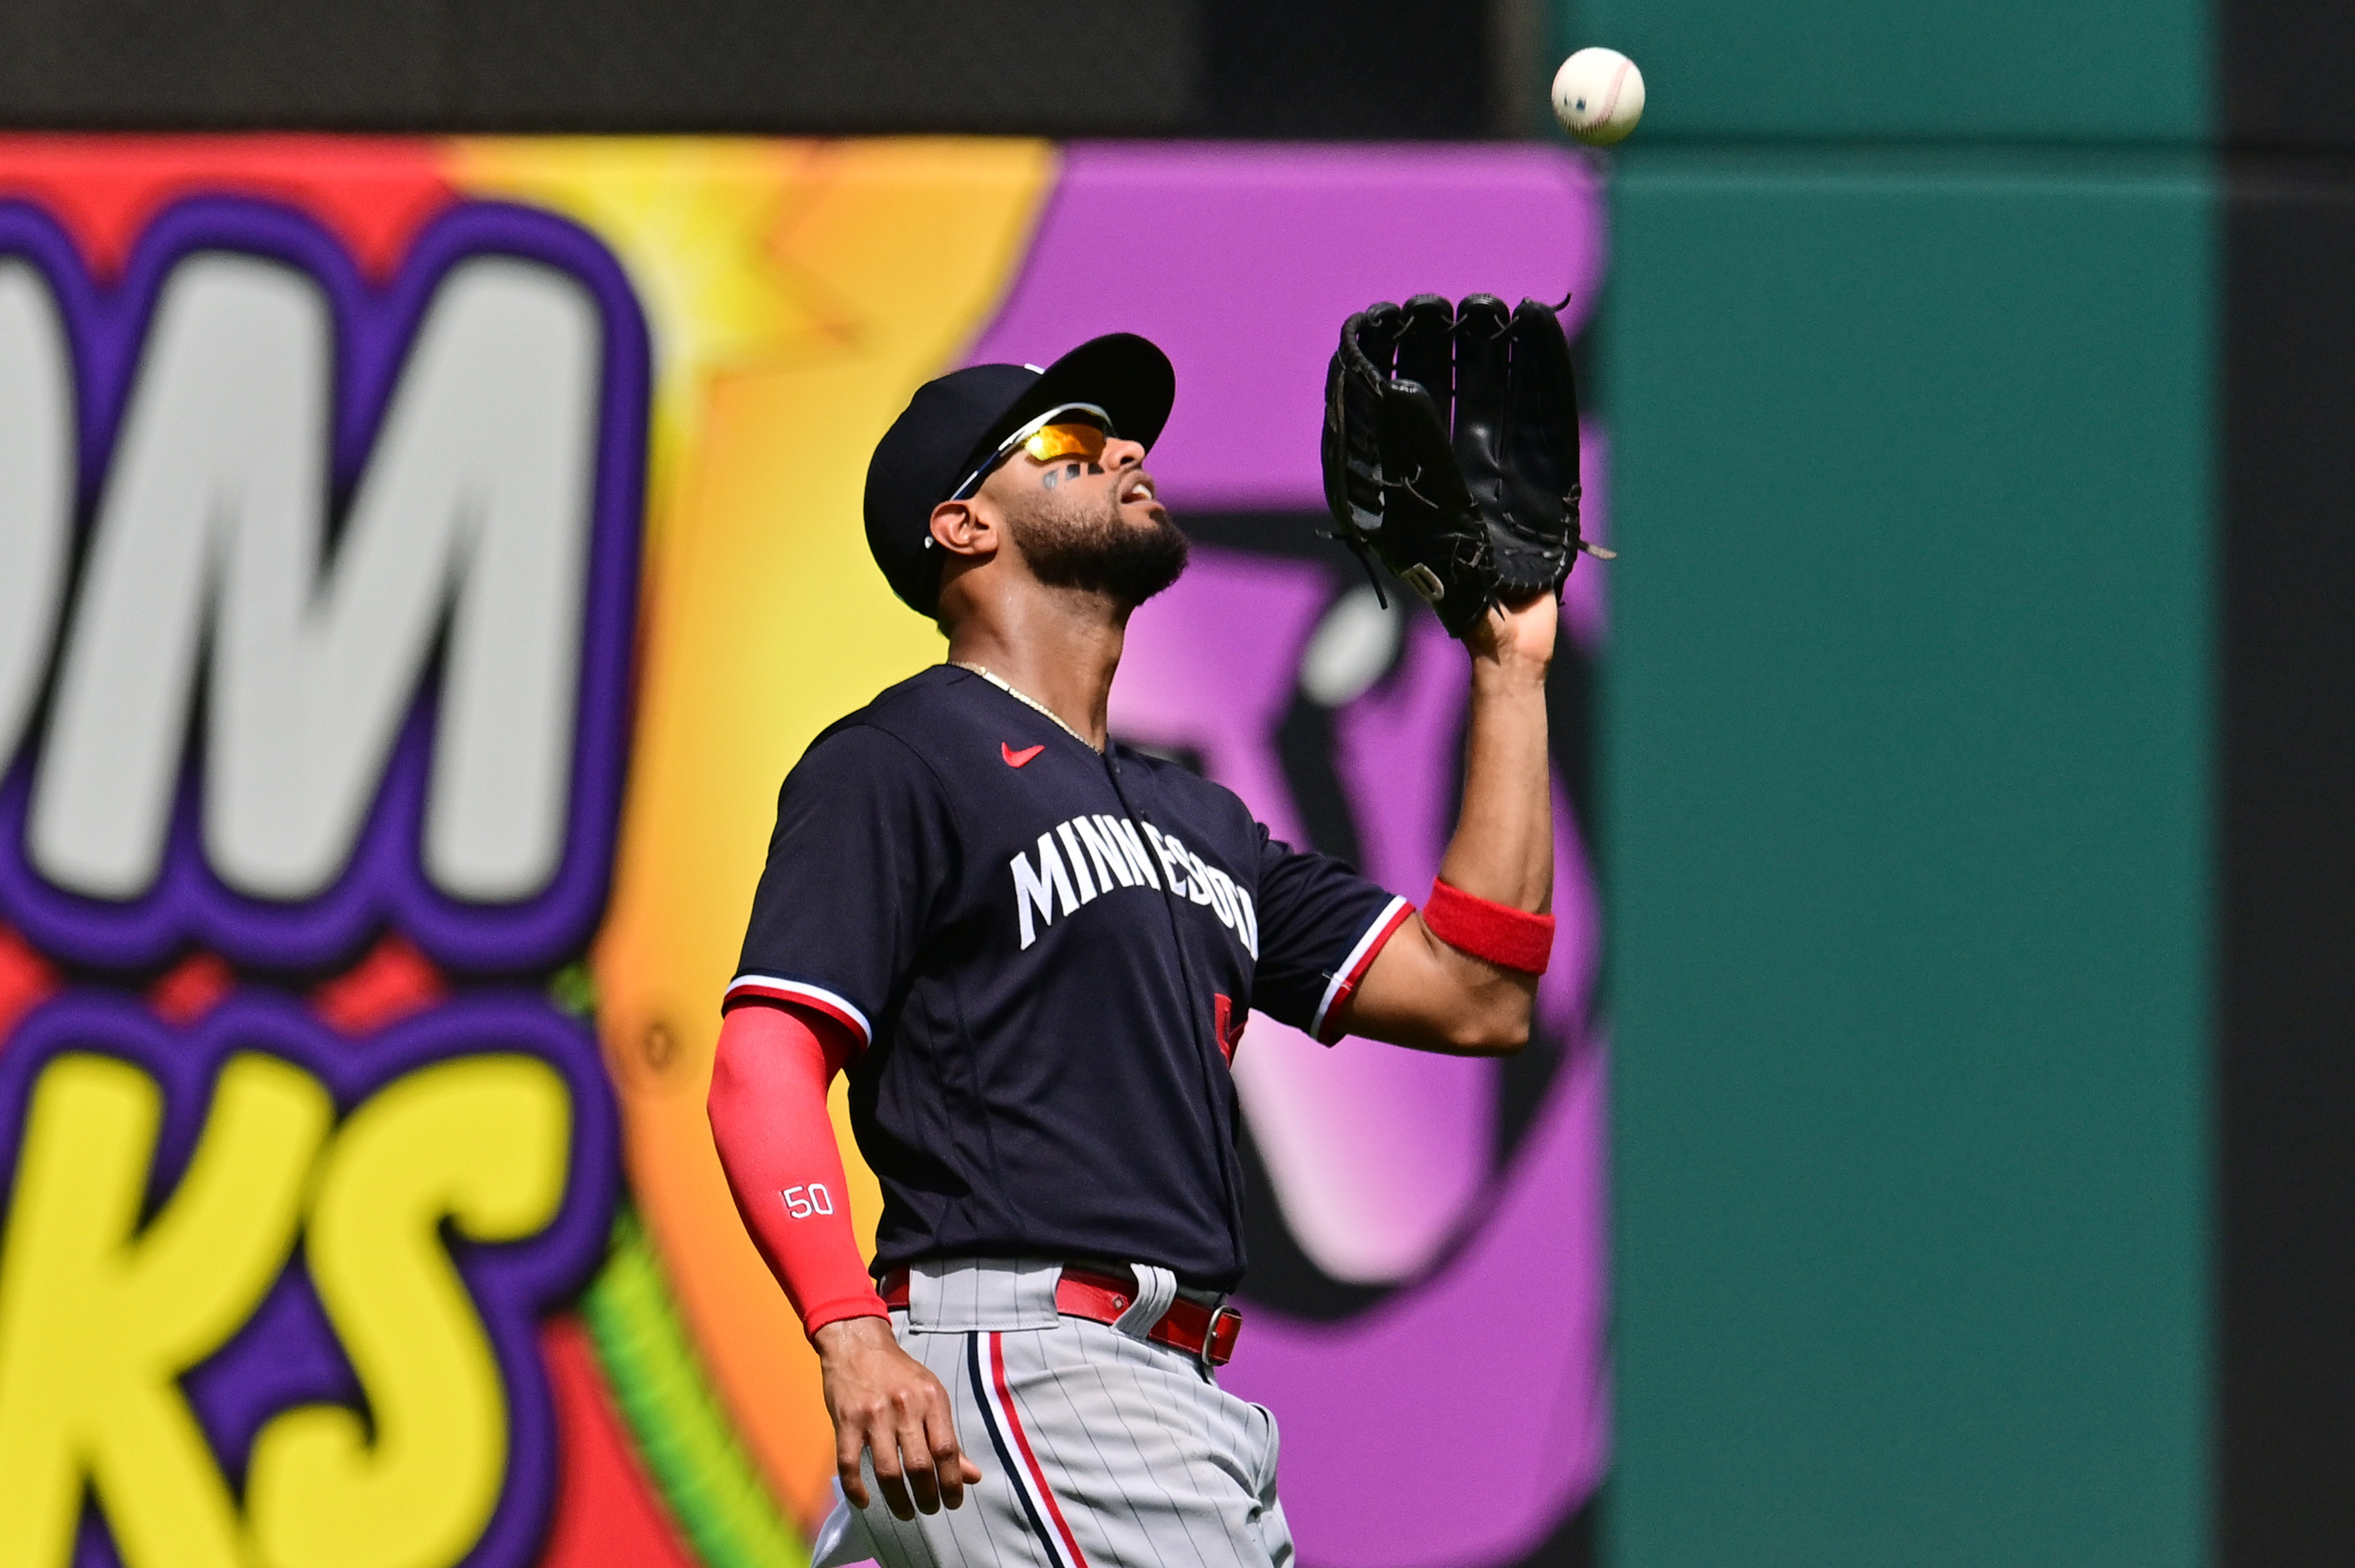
xmin=708 ymin=300 xmax=1587 ymax=1568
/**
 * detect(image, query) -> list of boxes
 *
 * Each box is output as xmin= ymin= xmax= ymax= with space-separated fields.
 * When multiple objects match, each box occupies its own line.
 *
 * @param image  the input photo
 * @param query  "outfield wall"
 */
xmin=1581 ymin=0 xmax=2355 ymax=1563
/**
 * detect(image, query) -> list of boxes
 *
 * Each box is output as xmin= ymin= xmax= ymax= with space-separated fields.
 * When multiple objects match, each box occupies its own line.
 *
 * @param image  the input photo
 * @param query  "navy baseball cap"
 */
xmin=864 ymin=332 xmax=1176 ymax=616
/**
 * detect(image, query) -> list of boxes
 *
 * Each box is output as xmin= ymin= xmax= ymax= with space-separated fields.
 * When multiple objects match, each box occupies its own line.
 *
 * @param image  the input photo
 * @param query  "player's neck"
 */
xmin=944 ymin=586 xmax=1127 ymax=752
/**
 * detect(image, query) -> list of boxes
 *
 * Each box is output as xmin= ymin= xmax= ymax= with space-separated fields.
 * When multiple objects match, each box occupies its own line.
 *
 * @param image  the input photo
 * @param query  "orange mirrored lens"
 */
xmin=1022 ymin=423 xmax=1108 ymax=464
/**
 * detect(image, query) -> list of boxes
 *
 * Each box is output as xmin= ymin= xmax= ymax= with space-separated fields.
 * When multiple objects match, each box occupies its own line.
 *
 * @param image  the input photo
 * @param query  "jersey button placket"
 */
xmin=1105 ymin=754 xmax=1251 ymax=1248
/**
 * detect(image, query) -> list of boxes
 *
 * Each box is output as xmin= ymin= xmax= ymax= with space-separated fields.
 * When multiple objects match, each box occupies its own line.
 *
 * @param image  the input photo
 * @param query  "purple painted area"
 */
xmin=965 ymin=144 xmax=1605 ymax=512
xmin=1225 ymin=1041 xmax=1611 ymax=1568
xmin=1111 ymin=550 xmax=1330 ymax=850
xmin=0 ymin=198 xmax=650 ymax=977
xmin=1328 ymin=615 xmax=1467 ymax=895
xmin=1268 ymin=615 xmax=1499 ymax=1281
xmin=0 ymin=989 xmax=620 ymax=1568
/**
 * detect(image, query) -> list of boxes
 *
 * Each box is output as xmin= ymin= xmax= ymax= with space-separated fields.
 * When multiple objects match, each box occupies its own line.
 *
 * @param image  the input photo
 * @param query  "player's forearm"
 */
xmin=1421 ymin=636 xmax=1557 ymax=1044
xmin=707 ymin=1003 xmax=889 ymax=1337
xmin=1343 ymin=615 xmax=1555 ymax=1054
xmin=1436 ymin=646 xmax=1554 ymax=913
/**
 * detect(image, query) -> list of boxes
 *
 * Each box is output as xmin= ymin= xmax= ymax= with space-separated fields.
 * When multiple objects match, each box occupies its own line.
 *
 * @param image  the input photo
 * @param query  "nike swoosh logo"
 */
xmin=1002 ymin=742 xmax=1045 ymax=768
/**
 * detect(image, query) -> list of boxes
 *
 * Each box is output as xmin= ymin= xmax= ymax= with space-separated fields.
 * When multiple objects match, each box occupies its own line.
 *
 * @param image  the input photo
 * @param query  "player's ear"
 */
xmin=930 ymin=498 xmax=998 ymax=559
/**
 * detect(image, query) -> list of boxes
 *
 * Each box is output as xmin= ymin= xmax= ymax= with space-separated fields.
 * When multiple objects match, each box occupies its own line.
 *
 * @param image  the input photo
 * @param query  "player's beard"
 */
xmin=1006 ymin=482 xmax=1190 ymax=608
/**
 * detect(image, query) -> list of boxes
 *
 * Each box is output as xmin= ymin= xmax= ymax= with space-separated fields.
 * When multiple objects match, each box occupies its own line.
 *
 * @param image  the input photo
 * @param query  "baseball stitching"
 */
xmin=1595 ymin=58 xmax=1628 ymax=124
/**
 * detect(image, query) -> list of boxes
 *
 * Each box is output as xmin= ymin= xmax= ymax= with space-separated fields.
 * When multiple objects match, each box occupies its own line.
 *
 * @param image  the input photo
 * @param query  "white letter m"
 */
xmin=30 ymin=252 xmax=604 ymax=904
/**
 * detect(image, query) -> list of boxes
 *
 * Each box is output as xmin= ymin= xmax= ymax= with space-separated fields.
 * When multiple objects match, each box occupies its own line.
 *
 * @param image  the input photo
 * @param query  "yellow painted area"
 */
xmin=249 ymin=1055 xmax=572 ymax=1568
xmin=488 ymin=138 xmax=1058 ymax=1530
xmin=0 ymin=1052 xmax=331 ymax=1568
xmin=449 ymin=139 xmax=836 ymax=566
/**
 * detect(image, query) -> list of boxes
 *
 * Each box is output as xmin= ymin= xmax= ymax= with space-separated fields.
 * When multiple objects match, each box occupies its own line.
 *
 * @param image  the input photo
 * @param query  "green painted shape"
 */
xmin=1561 ymin=0 xmax=2209 ymax=143
xmin=549 ymin=959 xmax=600 ymax=1023
xmin=581 ymin=1209 xmax=814 ymax=1568
xmin=1600 ymin=149 xmax=2214 ymax=1567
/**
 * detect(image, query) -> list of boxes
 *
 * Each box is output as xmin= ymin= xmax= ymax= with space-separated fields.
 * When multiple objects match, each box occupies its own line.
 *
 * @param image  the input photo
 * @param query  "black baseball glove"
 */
xmin=1320 ymin=293 xmax=1607 ymax=639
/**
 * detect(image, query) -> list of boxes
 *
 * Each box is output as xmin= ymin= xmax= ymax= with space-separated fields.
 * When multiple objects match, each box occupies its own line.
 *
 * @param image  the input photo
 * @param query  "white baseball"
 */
xmin=1552 ymin=47 xmax=1645 ymax=145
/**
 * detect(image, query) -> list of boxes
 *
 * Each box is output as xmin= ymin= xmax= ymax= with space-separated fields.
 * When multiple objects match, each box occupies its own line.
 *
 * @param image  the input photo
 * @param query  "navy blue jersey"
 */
xmin=728 ymin=664 xmax=1409 ymax=1289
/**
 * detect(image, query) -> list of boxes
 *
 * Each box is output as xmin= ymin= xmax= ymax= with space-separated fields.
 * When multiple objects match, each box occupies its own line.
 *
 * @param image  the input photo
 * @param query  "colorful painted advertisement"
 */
xmin=0 ymin=136 xmax=1607 ymax=1568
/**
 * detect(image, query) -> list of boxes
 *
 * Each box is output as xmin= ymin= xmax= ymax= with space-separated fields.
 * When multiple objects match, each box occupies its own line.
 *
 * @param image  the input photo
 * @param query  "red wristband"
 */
xmin=1422 ymin=878 xmax=1555 ymax=973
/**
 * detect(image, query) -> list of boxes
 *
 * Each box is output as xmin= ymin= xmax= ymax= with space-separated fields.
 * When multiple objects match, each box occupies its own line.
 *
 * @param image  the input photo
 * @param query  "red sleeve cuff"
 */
xmin=802 ymin=1292 xmax=892 ymax=1338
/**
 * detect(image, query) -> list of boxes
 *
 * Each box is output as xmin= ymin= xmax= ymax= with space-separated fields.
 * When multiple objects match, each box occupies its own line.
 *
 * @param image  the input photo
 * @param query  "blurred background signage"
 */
xmin=0 ymin=137 xmax=1607 ymax=1568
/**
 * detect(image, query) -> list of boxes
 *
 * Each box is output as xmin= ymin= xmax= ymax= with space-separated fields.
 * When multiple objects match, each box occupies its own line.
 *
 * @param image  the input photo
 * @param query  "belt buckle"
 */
xmin=1198 ymin=1301 xmax=1239 ymax=1370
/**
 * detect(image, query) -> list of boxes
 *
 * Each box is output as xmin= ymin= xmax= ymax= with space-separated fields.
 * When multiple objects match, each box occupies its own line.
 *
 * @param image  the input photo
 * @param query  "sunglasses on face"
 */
xmin=1020 ymin=422 xmax=1110 ymax=466
xmin=951 ymin=404 xmax=1116 ymax=500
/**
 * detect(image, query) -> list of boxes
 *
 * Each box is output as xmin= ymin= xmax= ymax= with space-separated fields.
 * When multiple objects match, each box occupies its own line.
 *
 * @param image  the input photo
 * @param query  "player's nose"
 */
xmin=1102 ymin=436 xmax=1147 ymax=469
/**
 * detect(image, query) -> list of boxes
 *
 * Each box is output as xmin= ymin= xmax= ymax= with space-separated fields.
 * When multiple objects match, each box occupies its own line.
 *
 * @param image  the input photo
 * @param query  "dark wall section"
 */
xmin=2216 ymin=5 xmax=2355 ymax=1565
xmin=0 ymin=0 xmax=1499 ymax=135
xmin=2223 ymin=3 xmax=2355 ymax=149
xmin=2217 ymin=163 xmax=2355 ymax=1568
xmin=1195 ymin=0 xmax=1489 ymax=137
xmin=445 ymin=0 xmax=1196 ymax=135
xmin=0 ymin=0 xmax=437 ymax=125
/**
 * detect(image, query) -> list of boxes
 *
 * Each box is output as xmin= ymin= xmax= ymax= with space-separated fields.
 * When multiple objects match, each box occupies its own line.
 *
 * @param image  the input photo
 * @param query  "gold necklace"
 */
xmin=952 ymin=662 xmax=1101 ymax=753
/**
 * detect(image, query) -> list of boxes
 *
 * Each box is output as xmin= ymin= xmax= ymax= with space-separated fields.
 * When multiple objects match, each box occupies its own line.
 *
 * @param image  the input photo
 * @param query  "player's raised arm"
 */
xmin=1334 ymin=590 xmax=1556 ymax=1055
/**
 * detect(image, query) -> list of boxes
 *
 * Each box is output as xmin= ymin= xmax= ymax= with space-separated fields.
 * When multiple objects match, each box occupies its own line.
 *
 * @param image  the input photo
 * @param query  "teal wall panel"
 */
xmin=1565 ymin=0 xmax=2210 ymax=144
xmin=1601 ymin=151 xmax=2215 ymax=1567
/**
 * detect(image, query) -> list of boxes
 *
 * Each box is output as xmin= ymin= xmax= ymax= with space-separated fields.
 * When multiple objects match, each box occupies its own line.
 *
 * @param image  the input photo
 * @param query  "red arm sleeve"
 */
xmin=707 ymin=1001 xmax=889 ymax=1339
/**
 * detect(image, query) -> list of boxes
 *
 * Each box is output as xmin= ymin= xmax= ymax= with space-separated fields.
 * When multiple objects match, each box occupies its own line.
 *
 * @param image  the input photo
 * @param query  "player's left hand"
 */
xmin=816 ymin=1315 xmax=984 ymax=1519
xmin=1463 ymin=587 xmax=1559 ymax=674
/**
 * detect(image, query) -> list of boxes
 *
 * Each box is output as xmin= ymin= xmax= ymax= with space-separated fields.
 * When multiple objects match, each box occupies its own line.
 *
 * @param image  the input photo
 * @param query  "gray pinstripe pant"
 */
xmin=842 ymin=1258 xmax=1294 ymax=1568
